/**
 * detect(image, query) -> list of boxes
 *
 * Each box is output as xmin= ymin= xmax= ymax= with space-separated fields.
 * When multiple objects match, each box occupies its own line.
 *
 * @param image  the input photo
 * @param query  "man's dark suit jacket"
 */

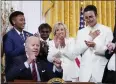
xmin=3 ymin=28 xmax=32 ymax=73
xmin=102 ymin=27 xmax=116 ymax=83
xmin=5 ymin=54 xmax=63 ymax=82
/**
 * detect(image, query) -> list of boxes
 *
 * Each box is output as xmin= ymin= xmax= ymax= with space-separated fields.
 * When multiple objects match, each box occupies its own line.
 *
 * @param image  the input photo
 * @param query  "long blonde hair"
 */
xmin=53 ymin=22 xmax=69 ymax=38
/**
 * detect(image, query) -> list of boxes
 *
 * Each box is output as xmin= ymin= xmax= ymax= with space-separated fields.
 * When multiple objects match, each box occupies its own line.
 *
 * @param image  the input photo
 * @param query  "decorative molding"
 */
xmin=1 ymin=1 xmax=14 ymax=31
xmin=1 ymin=1 xmax=15 ymax=74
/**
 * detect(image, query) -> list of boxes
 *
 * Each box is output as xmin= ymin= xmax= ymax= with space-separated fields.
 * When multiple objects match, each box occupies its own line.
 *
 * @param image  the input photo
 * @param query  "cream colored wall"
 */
xmin=1 ymin=1 xmax=44 ymax=34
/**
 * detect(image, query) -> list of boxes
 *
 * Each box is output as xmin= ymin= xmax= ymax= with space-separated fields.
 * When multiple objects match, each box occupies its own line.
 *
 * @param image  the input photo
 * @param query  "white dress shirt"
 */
xmin=24 ymin=54 xmax=62 ymax=81
xmin=40 ymin=38 xmax=50 ymax=45
xmin=14 ymin=28 xmax=25 ymax=46
xmin=14 ymin=28 xmax=25 ymax=40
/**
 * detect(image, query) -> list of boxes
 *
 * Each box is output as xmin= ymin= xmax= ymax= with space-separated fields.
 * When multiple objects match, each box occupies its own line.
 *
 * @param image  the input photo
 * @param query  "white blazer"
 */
xmin=74 ymin=23 xmax=113 ymax=82
xmin=47 ymin=38 xmax=80 ymax=81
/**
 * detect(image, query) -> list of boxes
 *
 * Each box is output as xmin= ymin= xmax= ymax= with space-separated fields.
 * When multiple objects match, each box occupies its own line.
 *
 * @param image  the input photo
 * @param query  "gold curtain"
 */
xmin=42 ymin=1 xmax=54 ymax=16
xmin=42 ymin=1 xmax=115 ymax=38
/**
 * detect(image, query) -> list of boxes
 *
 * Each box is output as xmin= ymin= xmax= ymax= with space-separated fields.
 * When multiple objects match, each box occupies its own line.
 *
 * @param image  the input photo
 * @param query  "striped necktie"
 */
xmin=20 ymin=32 xmax=25 ymax=41
xmin=32 ymin=61 xmax=37 ymax=81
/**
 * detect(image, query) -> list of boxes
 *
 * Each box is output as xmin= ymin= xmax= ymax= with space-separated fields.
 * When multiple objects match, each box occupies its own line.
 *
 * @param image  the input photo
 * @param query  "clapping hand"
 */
xmin=54 ymin=35 xmax=61 ymax=48
xmin=34 ymin=32 xmax=40 ymax=37
xmin=107 ymin=42 xmax=115 ymax=53
xmin=53 ymin=57 xmax=62 ymax=69
xmin=85 ymin=40 xmax=96 ymax=47
xmin=54 ymin=35 xmax=65 ymax=48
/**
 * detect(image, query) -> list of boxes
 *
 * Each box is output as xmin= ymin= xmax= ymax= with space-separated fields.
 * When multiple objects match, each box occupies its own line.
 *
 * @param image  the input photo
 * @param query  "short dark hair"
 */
xmin=84 ymin=5 xmax=97 ymax=16
xmin=9 ymin=11 xmax=24 ymax=26
xmin=38 ymin=23 xmax=52 ymax=32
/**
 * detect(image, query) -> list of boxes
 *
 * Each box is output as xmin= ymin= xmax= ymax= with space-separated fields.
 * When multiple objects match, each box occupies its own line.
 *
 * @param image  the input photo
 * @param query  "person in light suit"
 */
xmin=47 ymin=22 xmax=80 ymax=82
xmin=74 ymin=5 xmax=113 ymax=82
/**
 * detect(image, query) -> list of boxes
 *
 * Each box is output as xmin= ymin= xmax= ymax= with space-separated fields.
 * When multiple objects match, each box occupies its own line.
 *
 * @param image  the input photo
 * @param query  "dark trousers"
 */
xmin=102 ymin=69 xmax=116 ymax=84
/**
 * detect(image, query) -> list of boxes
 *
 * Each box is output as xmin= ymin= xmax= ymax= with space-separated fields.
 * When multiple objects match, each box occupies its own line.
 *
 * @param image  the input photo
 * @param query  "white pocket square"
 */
xmin=42 ymin=70 xmax=46 ymax=72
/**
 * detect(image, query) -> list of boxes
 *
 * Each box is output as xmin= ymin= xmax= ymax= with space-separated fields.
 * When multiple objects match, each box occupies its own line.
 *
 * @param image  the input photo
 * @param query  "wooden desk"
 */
xmin=3 ymin=79 xmax=96 ymax=84
xmin=6 ymin=81 xmax=96 ymax=84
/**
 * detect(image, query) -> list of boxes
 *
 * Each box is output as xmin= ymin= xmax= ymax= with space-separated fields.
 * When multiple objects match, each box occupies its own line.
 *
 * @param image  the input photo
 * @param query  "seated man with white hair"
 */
xmin=5 ymin=36 xmax=63 ymax=82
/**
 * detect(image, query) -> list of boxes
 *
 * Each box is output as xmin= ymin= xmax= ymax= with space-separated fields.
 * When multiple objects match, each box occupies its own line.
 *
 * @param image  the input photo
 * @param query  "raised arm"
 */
xmin=47 ymin=41 xmax=60 ymax=62
xmin=73 ymin=30 xmax=93 ymax=56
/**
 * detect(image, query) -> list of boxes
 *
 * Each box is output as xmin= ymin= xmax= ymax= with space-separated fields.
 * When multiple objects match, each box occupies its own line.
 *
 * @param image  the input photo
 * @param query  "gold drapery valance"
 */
xmin=42 ymin=1 xmax=115 ymax=38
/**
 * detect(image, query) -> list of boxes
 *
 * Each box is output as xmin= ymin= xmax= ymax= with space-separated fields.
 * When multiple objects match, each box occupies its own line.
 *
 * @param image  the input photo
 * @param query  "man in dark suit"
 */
xmin=5 ymin=36 xmax=63 ymax=82
xmin=102 ymin=24 xmax=116 ymax=83
xmin=3 ymin=11 xmax=32 ymax=73
xmin=37 ymin=23 xmax=52 ymax=61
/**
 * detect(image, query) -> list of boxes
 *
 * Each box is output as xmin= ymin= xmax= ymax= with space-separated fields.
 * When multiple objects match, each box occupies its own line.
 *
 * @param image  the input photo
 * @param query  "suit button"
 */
xmin=20 ymin=69 xmax=22 ymax=71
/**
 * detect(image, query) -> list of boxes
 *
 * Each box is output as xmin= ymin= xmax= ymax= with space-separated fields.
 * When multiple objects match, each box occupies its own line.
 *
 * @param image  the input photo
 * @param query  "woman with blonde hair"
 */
xmin=47 ymin=22 xmax=80 ymax=81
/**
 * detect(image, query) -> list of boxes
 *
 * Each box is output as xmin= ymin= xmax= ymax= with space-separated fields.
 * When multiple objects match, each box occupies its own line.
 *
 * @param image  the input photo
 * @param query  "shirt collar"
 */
xmin=87 ymin=23 xmax=99 ymax=32
xmin=26 ymin=54 xmax=29 ymax=58
xmin=40 ymin=37 xmax=49 ymax=42
xmin=14 ymin=27 xmax=24 ymax=35
xmin=26 ymin=54 xmax=37 ymax=62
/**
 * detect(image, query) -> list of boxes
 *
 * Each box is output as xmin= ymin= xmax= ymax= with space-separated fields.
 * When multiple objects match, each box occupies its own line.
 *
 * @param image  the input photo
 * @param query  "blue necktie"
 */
xmin=20 ymin=33 xmax=25 ymax=41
